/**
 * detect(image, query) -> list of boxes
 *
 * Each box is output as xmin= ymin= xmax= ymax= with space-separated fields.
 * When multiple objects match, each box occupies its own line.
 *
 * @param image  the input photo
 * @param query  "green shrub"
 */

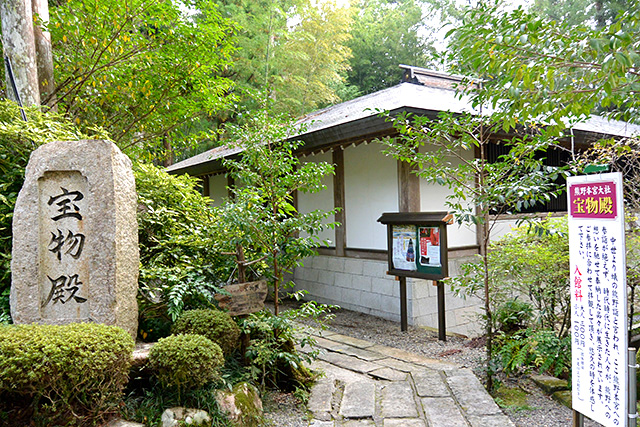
xmin=135 ymin=163 xmax=233 ymax=335
xmin=0 ymin=323 xmax=134 ymax=426
xmin=495 ymin=299 xmax=534 ymax=334
xmin=149 ymin=334 xmax=224 ymax=390
xmin=448 ymin=215 xmax=570 ymax=337
xmin=489 ymin=216 xmax=570 ymax=336
xmin=239 ymin=298 xmax=334 ymax=391
xmin=494 ymin=328 xmax=571 ymax=378
xmin=172 ymin=309 xmax=241 ymax=356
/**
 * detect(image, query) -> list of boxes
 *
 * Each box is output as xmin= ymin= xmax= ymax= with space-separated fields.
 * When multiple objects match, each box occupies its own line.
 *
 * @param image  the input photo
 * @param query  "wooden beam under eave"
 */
xmin=202 ymin=175 xmax=210 ymax=197
xmin=227 ymin=175 xmax=234 ymax=199
xmin=333 ymin=149 xmax=346 ymax=257
xmin=398 ymin=160 xmax=420 ymax=212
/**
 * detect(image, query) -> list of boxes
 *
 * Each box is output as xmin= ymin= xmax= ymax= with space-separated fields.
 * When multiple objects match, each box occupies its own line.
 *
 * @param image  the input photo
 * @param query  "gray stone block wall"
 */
xmin=293 ymin=255 xmax=484 ymax=336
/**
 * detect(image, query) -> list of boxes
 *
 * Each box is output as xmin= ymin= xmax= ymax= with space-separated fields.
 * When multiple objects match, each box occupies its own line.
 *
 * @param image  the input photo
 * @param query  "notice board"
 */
xmin=568 ymin=172 xmax=628 ymax=427
xmin=378 ymin=212 xmax=449 ymax=280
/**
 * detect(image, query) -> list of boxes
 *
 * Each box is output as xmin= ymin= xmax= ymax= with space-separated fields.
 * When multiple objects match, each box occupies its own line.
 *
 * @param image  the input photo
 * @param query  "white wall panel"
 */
xmin=344 ymin=143 xmax=398 ymax=250
xmin=297 ymin=152 xmax=335 ymax=245
xmin=418 ymin=145 xmax=477 ymax=248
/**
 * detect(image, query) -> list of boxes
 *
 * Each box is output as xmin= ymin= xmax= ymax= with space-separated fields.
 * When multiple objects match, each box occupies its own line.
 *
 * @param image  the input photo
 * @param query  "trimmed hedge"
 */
xmin=0 ymin=322 xmax=134 ymax=425
xmin=149 ymin=333 xmax=224 ymax=390
xmin=172 ymin=309 xmax=241 ymax=356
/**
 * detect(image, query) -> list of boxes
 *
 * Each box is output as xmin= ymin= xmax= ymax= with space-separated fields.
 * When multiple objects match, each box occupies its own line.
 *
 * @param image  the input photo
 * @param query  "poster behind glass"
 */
xmin=419 ymin=226 xmax=441 ymax=267
xmin=391 ymin=225 xmax=417 ymax=271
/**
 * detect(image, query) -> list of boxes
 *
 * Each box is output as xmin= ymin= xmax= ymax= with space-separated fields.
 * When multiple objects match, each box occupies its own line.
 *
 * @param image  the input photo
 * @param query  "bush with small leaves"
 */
xmin=149 ymin=334 xmax=224 ymax=390
xmin=495 ymin=299 xmax=534 ymax=335
xmin=0 ymin=323 xmax=134 ymax=426
xmin=172 ymin=309 xmax=241 ymax=356
xmin=494 ymin=328 xmax=571 ymax=379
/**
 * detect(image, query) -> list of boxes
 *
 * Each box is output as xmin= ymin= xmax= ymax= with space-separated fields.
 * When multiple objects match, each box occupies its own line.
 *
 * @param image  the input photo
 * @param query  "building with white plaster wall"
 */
xmin=167 ymin=66 xmax=640 ymax=337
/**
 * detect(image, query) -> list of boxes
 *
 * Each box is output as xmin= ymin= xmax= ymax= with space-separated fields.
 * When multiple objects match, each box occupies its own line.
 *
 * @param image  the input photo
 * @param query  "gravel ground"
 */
xmin=261 ymin=300 xmax=603 ymax=427
xmin=262 ymin=390 xmax=308 ymax=427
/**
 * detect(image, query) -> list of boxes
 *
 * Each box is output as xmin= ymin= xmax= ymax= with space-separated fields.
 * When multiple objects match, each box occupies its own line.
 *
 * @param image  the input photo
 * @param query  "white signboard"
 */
xmin=568 ymin=172 xmax=627 ymax=427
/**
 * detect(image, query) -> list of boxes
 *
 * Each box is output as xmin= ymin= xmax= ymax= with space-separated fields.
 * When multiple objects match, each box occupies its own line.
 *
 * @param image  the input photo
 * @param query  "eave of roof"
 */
xmin=167 ymin=83 xmax=473 ymax=175
xmin=295 ymin=82 xmax=476 ymax=135
xmin=166 ymin=81 xmax=640 ymax=176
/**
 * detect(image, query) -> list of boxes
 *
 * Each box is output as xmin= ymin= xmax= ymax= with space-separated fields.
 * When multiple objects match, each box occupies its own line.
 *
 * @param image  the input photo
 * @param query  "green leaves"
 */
xmin=49 ymin=0 xmax=236 ymax=155
xmin=0 ymin=323 xmax=134 ymax=423
xmin=135 ymin=163 xmax=229 ymax=326
xmin=495 ymin=328 xmax=571 ymax=377
xmin=380 ymin=109 xmax=566 ymax=227
xmin=446 ymin=0 xmax=640 ymax=128
xmin=219 ymin=111 xmax=336 ymax=314
xmin=345 ymin=0 xmax=435 ymax=96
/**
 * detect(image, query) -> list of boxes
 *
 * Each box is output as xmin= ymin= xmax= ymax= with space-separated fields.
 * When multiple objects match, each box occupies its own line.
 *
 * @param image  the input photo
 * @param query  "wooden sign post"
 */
xmin=214 ymin=280 xmax=268 ymax=317
xmin=377 ymin=212 xmax=450 ymax=340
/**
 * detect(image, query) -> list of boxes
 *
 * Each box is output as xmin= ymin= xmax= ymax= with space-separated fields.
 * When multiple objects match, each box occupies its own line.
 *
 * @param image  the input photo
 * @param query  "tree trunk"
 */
xmin=478 ymin=119 xmax=494 ymax=393
xmin=482 ymin=216 xmax=494 ymax=393
xmin=236 ymin=243 xmax=247 ymax=283
xmin=594 ymin=0 xmax=605 ymax=29
xmin=163 ymin=135 xmax=173 ymax=167
xmin=31 ymin=0 xmax=56 ymax=110
xmin=1 ymin=0 xmax=40 ymax=106
xmin=273 ymin=254 xmax=279 ymax=316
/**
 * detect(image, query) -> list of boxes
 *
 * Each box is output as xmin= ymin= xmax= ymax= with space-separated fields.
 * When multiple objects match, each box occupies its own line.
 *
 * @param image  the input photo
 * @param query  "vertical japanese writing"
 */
xmin=42 ymin=186 xmax=87 ymax=308
xmin=48 ymin=187 xmax=84 ymax=221
xmin=39 ymin=172 xmax=90 ymax=320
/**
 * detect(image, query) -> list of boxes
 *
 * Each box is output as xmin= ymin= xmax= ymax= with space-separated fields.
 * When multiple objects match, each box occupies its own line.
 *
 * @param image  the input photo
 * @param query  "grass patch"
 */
xmin=493 ymin=386 xmax=535 ymax=412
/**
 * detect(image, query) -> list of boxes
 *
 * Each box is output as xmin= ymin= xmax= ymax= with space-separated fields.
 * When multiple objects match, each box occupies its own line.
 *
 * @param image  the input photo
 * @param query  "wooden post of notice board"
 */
xmin=377 ymin=212 xmax=451 ymax=340
xmin=437 ymin=280 xmax=446 ymax=341
xmin=400 ymin=277 xmax=408 ymax=332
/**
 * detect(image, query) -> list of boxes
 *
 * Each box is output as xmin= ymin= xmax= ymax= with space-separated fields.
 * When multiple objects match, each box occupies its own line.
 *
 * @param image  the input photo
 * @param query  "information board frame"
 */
xmin=377 ymin=212 xmax=450 ymax=280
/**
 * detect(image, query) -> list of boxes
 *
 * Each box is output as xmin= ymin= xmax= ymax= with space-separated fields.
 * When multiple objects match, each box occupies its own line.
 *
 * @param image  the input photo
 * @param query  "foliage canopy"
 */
xmin=446 ymin=1 xmax=640 ymax=132
xmin=345 ymin=0 xmax=434 ymax=97
xmin=49 ymin=0 xmax=236 ymax=156
xmin=135 ymin=163 xmax=232 ymax=336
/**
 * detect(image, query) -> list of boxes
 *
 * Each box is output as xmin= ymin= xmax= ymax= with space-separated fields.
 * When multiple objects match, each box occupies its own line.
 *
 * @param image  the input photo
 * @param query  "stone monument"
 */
xmin=11 ymin=139 xmax=139 ymax=338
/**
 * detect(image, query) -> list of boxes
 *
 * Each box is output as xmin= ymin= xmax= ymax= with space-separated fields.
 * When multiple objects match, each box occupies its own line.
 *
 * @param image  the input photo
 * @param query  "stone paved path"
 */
xmin=299 ymin=329 xmax=515 ymax=427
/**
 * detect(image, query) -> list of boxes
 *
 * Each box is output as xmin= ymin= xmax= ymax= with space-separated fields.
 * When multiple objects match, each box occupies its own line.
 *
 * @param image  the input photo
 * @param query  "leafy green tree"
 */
xmin=530 ymin=0 xmax=626 ymax=27
xmin=212 ymin=0 xmax=297 ymax=110
xmin=213 ymin=0 xmax=354 ymax=117
xmin=220 ymin=111 xmax=336 ymax=315
xmin=272 ymin=0 xmax=354 ymax=116
xmin=592 ymin=0 xmax=627 ymax=27
xmin=48 ymin=0 xmax=236 ymax=158
xmin=135 ymin=163 xmax=232 ymax=339
xmin=427 ymin=0 xmax=640 ymax=389
xmin=456 ymin=216 xmax=571 ymax=337
xmin=345 ymin=0 xmax=435 ymax=96
xmin=447 ymin=1 xmax=640 ymax=131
